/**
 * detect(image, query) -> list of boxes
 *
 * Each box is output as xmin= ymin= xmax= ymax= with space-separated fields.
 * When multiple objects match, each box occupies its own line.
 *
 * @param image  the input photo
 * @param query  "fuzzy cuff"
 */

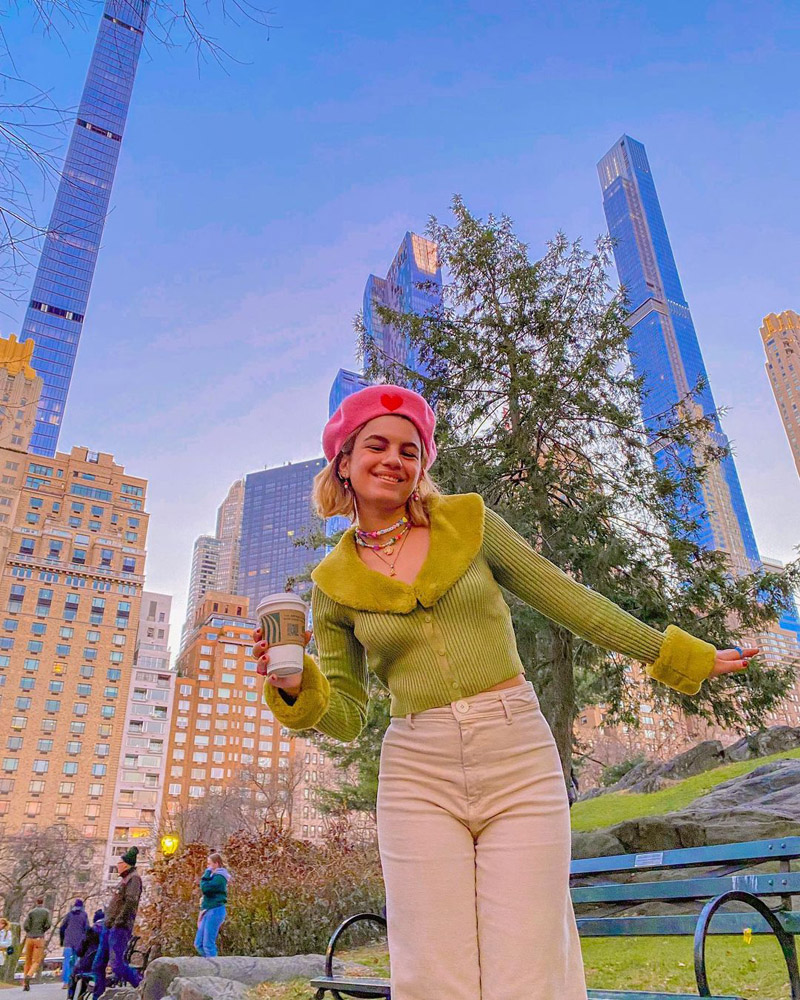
xmin=646 ymin=624 xmax=716 ymax=696
xmin=262 ymin=653 xmax=331 ymax=731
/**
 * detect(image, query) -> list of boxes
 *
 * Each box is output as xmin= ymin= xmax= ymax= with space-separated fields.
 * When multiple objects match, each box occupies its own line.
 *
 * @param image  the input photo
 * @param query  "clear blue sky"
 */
xmin=4 ymin=0 xmax=800 ymax=638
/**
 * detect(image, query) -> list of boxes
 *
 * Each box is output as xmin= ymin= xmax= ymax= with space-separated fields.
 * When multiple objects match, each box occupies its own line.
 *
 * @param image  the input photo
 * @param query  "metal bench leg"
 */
xmin=693 ymin=889 xmax=800 ymax=1000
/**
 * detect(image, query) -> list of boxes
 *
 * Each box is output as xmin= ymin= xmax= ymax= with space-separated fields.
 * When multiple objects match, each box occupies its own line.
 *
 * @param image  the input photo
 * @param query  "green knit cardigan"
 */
xmin=263 ymin=493 xmax=715 ymax=741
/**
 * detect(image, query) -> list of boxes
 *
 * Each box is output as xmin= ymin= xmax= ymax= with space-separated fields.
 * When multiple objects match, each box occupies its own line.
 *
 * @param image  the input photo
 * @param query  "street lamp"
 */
xmin=160 ymin=834 xmax=179 ymax=858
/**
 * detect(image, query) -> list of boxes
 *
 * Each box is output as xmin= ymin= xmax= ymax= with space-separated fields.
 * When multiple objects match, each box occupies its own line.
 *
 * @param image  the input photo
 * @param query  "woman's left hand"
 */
xmin=709 ymin=646 xmax=758 ymax=678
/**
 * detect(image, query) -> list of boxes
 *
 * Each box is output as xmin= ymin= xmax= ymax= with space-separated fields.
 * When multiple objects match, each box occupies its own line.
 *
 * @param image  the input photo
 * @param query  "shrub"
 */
xmin=600 ymin=753 xmax=646 ymax=787
xmin=139 ymin=824 xmax=384 ymax=957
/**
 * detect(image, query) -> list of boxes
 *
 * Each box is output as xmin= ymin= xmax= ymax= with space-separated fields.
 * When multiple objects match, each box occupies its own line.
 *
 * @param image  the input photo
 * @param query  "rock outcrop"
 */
xmin=141 ymin=955 xmax=353 ymax=1000
xmin=573 ymin=758 xmax=800 ymax=859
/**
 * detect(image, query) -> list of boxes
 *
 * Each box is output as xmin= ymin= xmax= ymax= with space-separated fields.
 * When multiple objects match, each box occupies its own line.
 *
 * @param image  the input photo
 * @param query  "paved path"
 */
xmin=1 ymin=983 xmax=66 ymax=1000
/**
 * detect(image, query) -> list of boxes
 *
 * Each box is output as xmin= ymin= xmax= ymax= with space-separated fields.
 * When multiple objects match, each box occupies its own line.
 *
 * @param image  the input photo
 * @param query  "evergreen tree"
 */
xmin=358 ymin=196 xmax=800 ymax=780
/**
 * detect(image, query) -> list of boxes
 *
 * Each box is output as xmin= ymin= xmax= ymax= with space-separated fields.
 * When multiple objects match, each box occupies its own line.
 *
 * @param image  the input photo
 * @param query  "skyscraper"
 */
xmin=237 ymin=459 xmax=326 ymax=606
xmin=215 ymin=479 xmax=244 ymax=594
xmin=21 ymin=0 xmax=150 ymax=457
xmin=597 ymin=136 xmax=760 ymax=574
xmin=329 ymin=369 xmax=371 ymax=417
xmin=362 ymin=232 xmax=442 ymax=378
xmin=179 ymin=535 xmax=220 ymax=652
xmin=761 ymin=310 xmax=800 ymax=478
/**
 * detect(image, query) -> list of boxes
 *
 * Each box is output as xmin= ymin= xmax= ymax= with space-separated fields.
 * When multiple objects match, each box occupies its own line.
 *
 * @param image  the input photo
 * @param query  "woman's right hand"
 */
xmin=252 ymin=627 xmax=307 ymax=696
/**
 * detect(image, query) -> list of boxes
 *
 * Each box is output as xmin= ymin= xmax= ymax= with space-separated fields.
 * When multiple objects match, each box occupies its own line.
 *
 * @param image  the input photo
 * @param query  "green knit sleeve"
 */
xmin=482 ymin=507 xmax=715 ymax=695
xmin=262 ymin=586 xmax=368 ymax=742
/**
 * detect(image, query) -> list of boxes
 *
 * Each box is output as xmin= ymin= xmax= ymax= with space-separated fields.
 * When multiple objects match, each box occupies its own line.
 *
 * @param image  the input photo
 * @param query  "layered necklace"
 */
xmin=355 ymin=515 xmax=411 ymax=577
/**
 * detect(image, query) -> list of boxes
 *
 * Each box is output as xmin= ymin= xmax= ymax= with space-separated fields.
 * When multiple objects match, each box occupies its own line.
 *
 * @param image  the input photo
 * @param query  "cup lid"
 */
xmin=256 ymin=592 xmax=306 ymax=613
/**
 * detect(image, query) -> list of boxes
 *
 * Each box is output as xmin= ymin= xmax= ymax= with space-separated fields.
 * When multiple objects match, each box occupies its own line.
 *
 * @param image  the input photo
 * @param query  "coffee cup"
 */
xmin=255 ymin=592 xmax=307 ymax=678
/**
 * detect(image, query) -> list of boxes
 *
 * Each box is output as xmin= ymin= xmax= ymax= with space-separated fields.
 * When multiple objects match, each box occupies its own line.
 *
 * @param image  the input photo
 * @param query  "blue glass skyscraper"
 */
xmin=598 ymin=135 xmax=800 ymax=640
xmin=329 ymin=368 xmax=371 ymax=416
xmin=22 ymin=0 xmax=150 ymax=457
xmin=363 ymin=232 xmax=442 ymax=378
xmin=598 ymin=135 xmax=760 ymax=570
xmin=237 ymin=458 xmax=326 ymax=604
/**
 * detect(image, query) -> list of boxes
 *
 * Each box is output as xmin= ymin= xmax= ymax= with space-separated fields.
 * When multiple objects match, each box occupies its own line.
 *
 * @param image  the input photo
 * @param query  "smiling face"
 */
xmin=339 ymin=415 xmax=423 ymax=517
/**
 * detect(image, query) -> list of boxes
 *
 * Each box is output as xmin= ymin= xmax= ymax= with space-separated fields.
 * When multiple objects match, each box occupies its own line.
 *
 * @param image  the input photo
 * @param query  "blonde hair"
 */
xmin=313 ymin=422 xmax=440 ymax=527
xmin=208 ymin=852 xmax=225 ymax=867
xmin=0 ymin=917 xmax=9 ymax=930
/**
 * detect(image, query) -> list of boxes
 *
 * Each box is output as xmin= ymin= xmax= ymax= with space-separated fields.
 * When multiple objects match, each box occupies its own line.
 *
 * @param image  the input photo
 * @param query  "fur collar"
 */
xmin=311 ymin=493 xmax=485 ymax=612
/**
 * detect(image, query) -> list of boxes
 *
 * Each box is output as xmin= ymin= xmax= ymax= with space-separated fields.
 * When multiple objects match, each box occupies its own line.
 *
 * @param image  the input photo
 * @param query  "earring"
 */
xmin=411 ymin=485 xmax=420 ymax=502
xmin=342 ymin=478 xmax=350 ymax=491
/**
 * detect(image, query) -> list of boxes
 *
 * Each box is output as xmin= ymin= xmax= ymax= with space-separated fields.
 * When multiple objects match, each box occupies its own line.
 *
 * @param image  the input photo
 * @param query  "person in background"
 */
xmin=92 ymin=847 xmax=142 ymax=999
xmin=67 ymin=910 xmax=103 ymax=1000
xmin=195 ymin=853 xmax=230 ymax=958
xmin=22 ymin=898 xmax=51 ymax=991
xmin=59 ymin=900 xmax=88 ymax=989
xmin=0 ymin=917 xmax=13 ymax=962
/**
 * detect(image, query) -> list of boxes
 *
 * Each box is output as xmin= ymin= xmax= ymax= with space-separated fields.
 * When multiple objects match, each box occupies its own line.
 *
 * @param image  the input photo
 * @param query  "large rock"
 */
xmin=572 ymin=759 xmax=800 ymax=858
xmin=722 ymin=726 xmax=800 ymax=763
xmin=581 ymin=725 xmax=800 ymax=801
xmin=142 ymin=956 xmax=347 ymax=1000
xmin=167 ymin=977 xmax=249 ymax=1000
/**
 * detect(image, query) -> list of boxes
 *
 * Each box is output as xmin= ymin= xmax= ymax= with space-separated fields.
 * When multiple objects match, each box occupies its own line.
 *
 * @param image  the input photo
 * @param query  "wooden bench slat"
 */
xmin=573 ymin=870 xmax=800 ymax=905
xmin=577 ymin=910 xmax=800 ymax=937
xmin=570 ymin=837 xmax=800 ymax=878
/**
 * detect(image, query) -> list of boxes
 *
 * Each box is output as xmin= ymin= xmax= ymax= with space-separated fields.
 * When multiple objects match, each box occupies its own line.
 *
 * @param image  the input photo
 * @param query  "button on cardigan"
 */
xmin=263 ymin=493 xmax=716 ymax=741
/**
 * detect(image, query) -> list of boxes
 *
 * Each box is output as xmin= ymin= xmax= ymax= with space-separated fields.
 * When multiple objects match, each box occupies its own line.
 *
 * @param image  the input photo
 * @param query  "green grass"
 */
xmin=250 ymin=937 xmax=793 ymax=998
xmin=571 ymin=747 xmax=800 ymax=832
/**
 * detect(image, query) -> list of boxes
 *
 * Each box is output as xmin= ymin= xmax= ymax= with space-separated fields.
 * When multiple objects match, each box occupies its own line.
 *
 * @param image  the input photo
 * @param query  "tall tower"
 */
xmin=237 ymin=458 xmax=326 ymax=606
xmin=761 ymin=310 xmax=800 ymax=478
xmin=215 ymin=479 xmax=244 ymax=594
xmin=21 ymin=0 xmax=150 ymax=457
xmin=362 ymin=232 xmax=442 ymax=378
xmin=179 ymin=535 xmax=220 ymax=652
xmin=597 ymin=136 xmax=760 ymax=574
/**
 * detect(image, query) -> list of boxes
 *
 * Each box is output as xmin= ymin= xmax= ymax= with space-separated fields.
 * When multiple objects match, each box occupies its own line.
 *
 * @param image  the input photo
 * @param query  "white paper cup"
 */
xmin=256 ymin=592 xmax=307 ymax=678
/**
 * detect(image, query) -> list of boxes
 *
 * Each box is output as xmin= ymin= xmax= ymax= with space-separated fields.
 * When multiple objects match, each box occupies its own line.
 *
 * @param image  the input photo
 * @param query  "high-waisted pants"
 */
xmin=376 ymin=682 xmax=588 ymax=1000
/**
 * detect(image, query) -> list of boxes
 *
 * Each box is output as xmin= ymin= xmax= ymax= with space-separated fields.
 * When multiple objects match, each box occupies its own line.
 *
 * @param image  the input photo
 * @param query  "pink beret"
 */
xmin=323 ymin=384 xmax=437 ymax=469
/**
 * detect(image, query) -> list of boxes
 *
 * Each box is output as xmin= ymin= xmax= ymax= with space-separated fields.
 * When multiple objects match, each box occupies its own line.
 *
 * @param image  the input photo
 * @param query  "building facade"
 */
xmin=164 ymin=593 xmax=311 ymax=837
xmin=0 ymin=444 xmax=148 ymax=838
xmin=237 ymin=459 xmax=326 ymax=606
xmin=102 ymin=591 xmax=174 ymax=880
xmin=761 ymin=310 xmax=800 ymax=478
xmin=362 ymin=232 xmax=442 ymax=378
xmin=214 ymin=479 xmax=244 ymax=596
xmin=0 ymin=336 xmax=42 ymax=452
xmin=21 ymin=0 xmax=150 ymax=457
xmin=179 ymin=534 xmax=221 ymax=652
xmin=328 ymin=369 xmax=371 ymax=416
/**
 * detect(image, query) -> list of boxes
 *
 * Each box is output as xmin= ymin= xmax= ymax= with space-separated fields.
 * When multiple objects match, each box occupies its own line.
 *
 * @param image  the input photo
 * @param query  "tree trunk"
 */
xmin=547 ymin=623 xmax=575 ymax=786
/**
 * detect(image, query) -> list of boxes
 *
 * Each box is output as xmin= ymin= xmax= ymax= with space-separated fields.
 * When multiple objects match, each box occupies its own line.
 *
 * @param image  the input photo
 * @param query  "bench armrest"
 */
xmin=693 ymin=889 xmax=800 ymax=1000
xmin=325 ymin=912 xmax=387 ymax=978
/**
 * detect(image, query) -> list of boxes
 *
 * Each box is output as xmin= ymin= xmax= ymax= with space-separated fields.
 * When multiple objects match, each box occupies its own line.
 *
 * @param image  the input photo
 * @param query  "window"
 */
xmin=32 ymin=759 xmax=49 ymax=774
xmin=59 ymin=781 xmax=75 ymax=794
xmin=19 ymin=677 xmax=35 ymax=691
xmin=48 ymin=539 xmax=63 ymax=559
xmin=28 ymin=640 xmax=43 ymax=653
xmin=2 ymin=759 xmax=19 ymax=772
xmin=95 ymin=743 xmax=109 ymax=756
xmin=80 ymin=666 xmax=94 ymax=679
xmin=63 ymin=762 xmax=78 ymax=775
xmin=72 ymin=549 xmax=87 ymax=566
xmin=101 ymin=706 xmax=115 ymax=719
xmin=23 ymin=658 xmax=39 ymax=672
xmin=122 ymin=557 xmax=136 ymax=573
xmin=100 ymin=548 xmax=113 ymax=567
xmin=7 ymin=737 xmax=23 ymax=750
xmin=8 ymin=584 xmax=25 ymax=612
xmin=29 ymin=780 xmax=45 ymax=793
xmin=91 ymin=764 xmax=106 ymax=777
xmin=15 ymin=697 xmax=32 ymax=710
xmin=66 ymin=741 xmax=81 ymax=755
xmin=19 ymin=538 xmax=35 ymax=556
xmin=63 ymin=594 xmax=79 ymax=621
xmin=37 ymin=739 xmax=53 ymax=753
xmin=70 ymin=722 xmax=85 ymax=734
xmin=104 ymin=687 xmax=118 ymax=699
xmin=77 ymin=684 xmax=92 ymax=697
xmin=73 ymin=703 xmax=88 ymax=717
xmin=4 ymin=619 xmax=18 ymax=631
xmin=107 ymin=668 xmax=122 ymax=681
xmin=88 ymin=783 xmax=104 ymax=796
xmin=86 ymin=630 xmax=100 ymax=642
xmin=60 ymin=627 xmax=74 ymax=639
xmin=49 ymin=680 xmax=64 ymax=693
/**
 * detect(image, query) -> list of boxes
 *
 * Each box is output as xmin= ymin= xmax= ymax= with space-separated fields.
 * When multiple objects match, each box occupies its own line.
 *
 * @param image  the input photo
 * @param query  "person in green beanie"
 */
xmin=92 ymin=846 xmax=142 ymax=999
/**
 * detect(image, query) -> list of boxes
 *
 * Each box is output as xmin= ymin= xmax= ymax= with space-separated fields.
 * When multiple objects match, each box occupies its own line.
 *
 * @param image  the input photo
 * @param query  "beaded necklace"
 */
xmin=355 ymin=515 xmax=409 ymax=541
xmin=355 ymin=520 xmax=410 ymax=554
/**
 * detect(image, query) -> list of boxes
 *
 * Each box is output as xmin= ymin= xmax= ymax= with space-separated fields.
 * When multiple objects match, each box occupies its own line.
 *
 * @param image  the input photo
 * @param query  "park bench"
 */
xmin=310 ymin=836 xmax=800 ymax=1000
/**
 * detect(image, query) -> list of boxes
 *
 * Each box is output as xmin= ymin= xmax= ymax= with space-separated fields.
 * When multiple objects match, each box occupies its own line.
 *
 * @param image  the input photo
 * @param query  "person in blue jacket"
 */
xmin=195 ymin=853 xmax=230 ymax=958
xmin=59 ymin=899 xmax=89 ymax=987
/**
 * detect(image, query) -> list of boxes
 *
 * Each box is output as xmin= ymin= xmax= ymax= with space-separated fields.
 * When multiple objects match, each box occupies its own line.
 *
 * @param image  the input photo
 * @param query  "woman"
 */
xmin=195 ymin=853 xmax=230 ymax=958
xmin=253 ymin=384 xmax=754 ymax=1000
xmin=0 ymin=917 xmax=13 ymax=958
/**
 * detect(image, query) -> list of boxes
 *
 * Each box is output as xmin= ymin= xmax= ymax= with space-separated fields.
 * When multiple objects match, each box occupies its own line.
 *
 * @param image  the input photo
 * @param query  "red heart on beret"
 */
xmin=380 ymin=393 xmax=403 ymax=412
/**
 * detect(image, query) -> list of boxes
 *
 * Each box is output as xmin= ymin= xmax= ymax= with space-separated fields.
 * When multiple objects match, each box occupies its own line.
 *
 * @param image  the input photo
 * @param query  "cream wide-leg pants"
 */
xmin=376 ymin=682 xmax=588 ymax=1000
